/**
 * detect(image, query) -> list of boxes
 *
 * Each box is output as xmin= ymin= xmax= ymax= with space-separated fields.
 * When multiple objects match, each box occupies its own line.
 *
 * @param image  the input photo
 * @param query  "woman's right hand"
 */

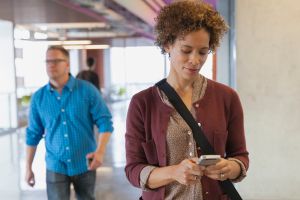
xmin=171 ymin=158 xmax=204 ymax=185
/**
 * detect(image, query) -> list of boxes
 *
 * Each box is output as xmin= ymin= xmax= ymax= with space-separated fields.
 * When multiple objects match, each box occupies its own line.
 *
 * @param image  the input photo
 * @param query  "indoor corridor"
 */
xmin=0 ymin=100 xmax=141 ymax=200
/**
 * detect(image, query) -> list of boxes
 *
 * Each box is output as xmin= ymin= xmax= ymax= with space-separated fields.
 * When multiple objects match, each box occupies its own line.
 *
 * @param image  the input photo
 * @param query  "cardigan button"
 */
xmin=195 ymin=103 xmax=199 ymax=107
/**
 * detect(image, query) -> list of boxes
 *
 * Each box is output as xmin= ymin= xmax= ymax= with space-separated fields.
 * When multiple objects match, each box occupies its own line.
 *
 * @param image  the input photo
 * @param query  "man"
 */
xmin=25 ymin=45 xmax=113 ymax=200
xmin=76 ymin=57 xmax=100 ymax=90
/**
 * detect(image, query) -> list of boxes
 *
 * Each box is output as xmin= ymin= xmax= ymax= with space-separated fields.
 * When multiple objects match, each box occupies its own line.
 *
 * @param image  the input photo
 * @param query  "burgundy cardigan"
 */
xmin=125 ymin=79 xmax=249 ymax=200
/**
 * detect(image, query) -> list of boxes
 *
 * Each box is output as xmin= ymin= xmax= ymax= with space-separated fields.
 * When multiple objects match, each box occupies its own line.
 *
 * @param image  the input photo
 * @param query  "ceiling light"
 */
xmin=14 ymin=29 xmax=30 ymax=39
xmin=34 ymin=32 xmax=48 ymax=39
xmin=35 ymin=40 xmax=92 ymax=45
xmin=14 ymin=40 xmax=92 ymax=47
xmin=61 ymin=40 xmax=92 ymax=45
xmin=63 ymin=45 xmax=110 ymax=50
xmin=32 ymin=22 xmax=108 ymax=29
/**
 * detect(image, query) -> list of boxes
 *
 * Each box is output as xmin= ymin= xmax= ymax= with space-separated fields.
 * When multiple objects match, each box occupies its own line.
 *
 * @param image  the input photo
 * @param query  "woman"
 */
xmin=125 ymin=1 xmax=249 ymax=199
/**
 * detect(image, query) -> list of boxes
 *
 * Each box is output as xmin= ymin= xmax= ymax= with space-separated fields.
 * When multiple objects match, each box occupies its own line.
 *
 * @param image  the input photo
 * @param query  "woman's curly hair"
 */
xmin=154 ymin=0 xmax=228 ymax=54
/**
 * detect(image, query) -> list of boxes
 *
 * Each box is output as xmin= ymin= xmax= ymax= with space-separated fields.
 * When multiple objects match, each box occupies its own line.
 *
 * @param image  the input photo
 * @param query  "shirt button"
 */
xmin=67 ymin=159 xmax=71 ymax=162
xmin=61 ymin=109 xmax=65 ymax=112
xmin=187 ymin=131 xmax=192 ymax=135
xmin=63 ymin=121 xmax=66 ymax=125
xmin=195 ymin=103 xmax=199 ymax=107
xmin=64 ymin=134 xmax=68 ymax=137
xmin=66 ymin=147 xmax=69 ymax=150
xmin=57 ymin=96 xmax=61 ymax=100
xmin=70 ymin=89 xmax=72 ymax=92
xmin=198 ymin=122 xmax=201 ymax=126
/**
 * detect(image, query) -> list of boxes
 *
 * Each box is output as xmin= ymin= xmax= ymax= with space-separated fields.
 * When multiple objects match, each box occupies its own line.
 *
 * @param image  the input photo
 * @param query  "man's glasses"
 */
xmin=45 ymin=59 xmax=67 ymax=65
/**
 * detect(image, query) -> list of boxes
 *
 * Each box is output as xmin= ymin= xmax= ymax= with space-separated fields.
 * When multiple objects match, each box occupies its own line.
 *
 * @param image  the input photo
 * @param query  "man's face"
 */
xmin=46 ymin=49 xmax=69 ymax=81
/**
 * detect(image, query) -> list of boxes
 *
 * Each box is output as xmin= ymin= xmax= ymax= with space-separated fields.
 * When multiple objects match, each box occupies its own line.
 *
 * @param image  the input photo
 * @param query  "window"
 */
xmin=109 ymin=45 xmax=213 ymax=100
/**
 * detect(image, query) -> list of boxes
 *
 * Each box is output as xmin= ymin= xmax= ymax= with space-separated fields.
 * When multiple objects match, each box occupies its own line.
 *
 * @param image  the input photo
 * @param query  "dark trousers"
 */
xmin=46 ymin=170 xmax=96 ymax=200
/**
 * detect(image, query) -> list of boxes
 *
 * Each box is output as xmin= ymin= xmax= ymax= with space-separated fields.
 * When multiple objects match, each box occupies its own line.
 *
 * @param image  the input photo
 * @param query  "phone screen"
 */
xmin=198 ymin=155 xmax=220 ymax=166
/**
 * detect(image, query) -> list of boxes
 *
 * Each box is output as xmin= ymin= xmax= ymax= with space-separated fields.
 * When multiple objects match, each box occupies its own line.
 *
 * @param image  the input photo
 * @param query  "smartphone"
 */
xmin=86 ymin=157 xmax=93 ymax=167
xmin=197 ymin=155 xmax=221 ymax=166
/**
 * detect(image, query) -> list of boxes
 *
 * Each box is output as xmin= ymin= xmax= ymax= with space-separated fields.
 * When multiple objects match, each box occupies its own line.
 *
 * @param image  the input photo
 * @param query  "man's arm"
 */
xmin=87 ymin=84 xmax=113 ymax=170
xmin=95 ymin=132 xmax=111 ymax=156
xmin=25 ymin=146 xmax=37 ymax=187
xmin=86 ymin=132 xmax=111 ymax=170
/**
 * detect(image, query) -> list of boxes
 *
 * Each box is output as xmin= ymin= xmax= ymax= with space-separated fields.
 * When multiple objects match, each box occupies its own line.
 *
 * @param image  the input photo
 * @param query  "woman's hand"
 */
xmin=171 ymin=158 xmax=205 ymax=185
xmin=204 ymin=158 xmax=241 ymax=181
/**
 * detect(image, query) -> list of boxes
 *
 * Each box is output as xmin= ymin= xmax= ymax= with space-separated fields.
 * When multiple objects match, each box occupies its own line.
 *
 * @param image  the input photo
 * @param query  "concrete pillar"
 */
xmin=236 ymin=1 xmax=300 ymax=199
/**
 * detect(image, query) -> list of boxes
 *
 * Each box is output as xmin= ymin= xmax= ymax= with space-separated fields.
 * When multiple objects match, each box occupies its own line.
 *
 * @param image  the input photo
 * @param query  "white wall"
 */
xmin=236 ymin=1 xmax=300 ymax=199
xmin=0 ymin=20 xmax=17 ymax=128
xmin=0 ymin=19 xmax=19 ymax=200
xmin=0 ymin=132 xmax=20 ymax=200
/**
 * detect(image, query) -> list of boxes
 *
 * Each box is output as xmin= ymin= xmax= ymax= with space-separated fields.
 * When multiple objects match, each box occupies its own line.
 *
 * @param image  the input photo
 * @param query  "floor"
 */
xmin=0 ymin=100 xmax=141 ymax=200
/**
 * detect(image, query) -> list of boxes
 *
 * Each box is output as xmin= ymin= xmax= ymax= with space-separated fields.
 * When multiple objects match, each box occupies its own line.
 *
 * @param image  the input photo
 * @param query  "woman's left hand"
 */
xmin=204 ymin=158 xmax=241 ymax=181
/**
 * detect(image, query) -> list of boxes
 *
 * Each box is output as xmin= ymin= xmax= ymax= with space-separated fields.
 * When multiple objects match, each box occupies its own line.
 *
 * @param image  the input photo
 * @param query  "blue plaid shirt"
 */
xmin=26 ymin=75 xmax=113 ymax=176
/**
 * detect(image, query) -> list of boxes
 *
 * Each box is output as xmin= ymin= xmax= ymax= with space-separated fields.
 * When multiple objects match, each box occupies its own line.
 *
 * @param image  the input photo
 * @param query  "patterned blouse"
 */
xmin=139 ymin=75 xmax=246 ymax=199
xmin=163 ymin=75 xmax=206 ymax=200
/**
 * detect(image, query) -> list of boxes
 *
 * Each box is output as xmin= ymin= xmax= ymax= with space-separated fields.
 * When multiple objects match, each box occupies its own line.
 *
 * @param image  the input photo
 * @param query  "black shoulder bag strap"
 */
xmin=156 ymin=78 xmax=242 ymax=200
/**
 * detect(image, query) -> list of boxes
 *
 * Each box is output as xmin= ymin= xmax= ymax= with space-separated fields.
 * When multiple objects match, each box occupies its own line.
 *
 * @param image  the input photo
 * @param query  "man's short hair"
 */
xmin=47 ymin=45 xmax=69 ymax=59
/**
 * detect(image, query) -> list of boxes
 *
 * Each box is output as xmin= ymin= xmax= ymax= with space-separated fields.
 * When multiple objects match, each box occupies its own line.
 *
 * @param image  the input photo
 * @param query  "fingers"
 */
xmin=89 ymin=159 xmax=102 ymax=170
xmin=86 ymin=152 xmax=96 ymax=170
xmin=86 ymin=152 xmax=94 ymax=159
xmin=219 ymin=172 xmax=226 ymax=181
xmin=28 ymin=178 xmax=35 ymax=187
xmin=184 ymin=159 xmax=204 ymax=176
xmin=176 ymin=159 xmax=204 ymax=185
xmin=204 ymin=159 xmax=232 ymax=181
xmin=179 ymin=172 xmax=200 ymax=185
xmin=86 ymin=152 xmax=104 ymax=170
xmin=205 ymin=169 xmax=228 ymax=181
xmin=25 ymin=173 xmax=35 ymax=187
xmin=176 ymin=158 xmax=239 ymax=183
xmin=186 ymin=174 xmax=200 ymax=184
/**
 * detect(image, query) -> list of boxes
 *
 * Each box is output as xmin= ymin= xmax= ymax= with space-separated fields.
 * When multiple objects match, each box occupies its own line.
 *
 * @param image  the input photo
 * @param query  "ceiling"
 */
xmin=10 ymin=0 xmax=217 ymax=46
xmin=13 ymin=0 xmax=170 ymax=44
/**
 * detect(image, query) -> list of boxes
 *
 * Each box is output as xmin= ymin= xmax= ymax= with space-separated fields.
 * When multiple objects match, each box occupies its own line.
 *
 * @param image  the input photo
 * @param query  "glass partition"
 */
xmin=109 ymin=45 xmax=213 ymax=102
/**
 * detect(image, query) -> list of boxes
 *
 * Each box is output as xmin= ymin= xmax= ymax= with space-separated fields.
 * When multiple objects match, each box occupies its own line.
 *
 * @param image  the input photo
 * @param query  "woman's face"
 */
xmin=164 ymin=29 xmax=210 ymax=82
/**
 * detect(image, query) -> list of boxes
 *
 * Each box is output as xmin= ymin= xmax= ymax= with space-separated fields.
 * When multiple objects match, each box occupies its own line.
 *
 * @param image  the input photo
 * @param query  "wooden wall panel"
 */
xmin=0 ymin=0 xmax=14 ymax=21
xmin=10 ymin=0 xmax=98 ymax=24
